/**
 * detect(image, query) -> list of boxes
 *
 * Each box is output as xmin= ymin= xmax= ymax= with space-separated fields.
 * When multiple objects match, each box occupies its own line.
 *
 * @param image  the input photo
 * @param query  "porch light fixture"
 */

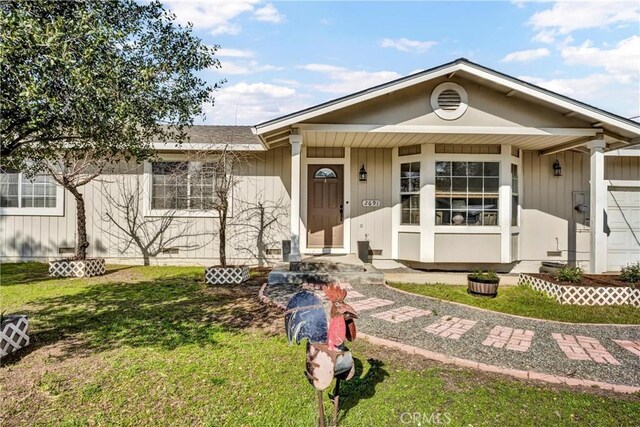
xmin=359 ymin=164 xmax=368 ymax=182
xmin=553 ymin=159 xmax=562 ymax=177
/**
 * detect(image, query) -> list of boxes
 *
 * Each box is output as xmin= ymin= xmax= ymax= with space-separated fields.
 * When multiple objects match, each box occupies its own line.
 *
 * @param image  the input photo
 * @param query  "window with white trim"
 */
xmin=151 ymin=162 xmax=220 ymax=210
xmin=435 ymin=161 xmax=499 ymax=226
xmin=400 ymin=162 xmax=420 ymax=225
xmin=0 ymin=170 xmax=58 ymax=209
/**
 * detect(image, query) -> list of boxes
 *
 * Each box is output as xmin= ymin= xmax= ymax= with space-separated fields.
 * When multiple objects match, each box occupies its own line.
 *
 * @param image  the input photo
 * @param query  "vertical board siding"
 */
xmin=1 ymin=147 xmax=291 ymax=265
xmin=350 ymin=148 xmax=392 ymax=258
xmin=520 ymin=150 xmax=590 ymax=267
xmin=606 ymin=157 xmax=640 ymax=181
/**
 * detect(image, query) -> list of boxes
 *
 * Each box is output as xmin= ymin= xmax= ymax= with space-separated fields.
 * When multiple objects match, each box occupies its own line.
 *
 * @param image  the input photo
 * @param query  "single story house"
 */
xmin=2 ymin=58 xmax=639 ymax=273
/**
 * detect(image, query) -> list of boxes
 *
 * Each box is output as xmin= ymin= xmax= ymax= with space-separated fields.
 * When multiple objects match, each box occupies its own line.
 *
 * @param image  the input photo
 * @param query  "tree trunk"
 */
xmin=219 ymin=207 xmax=227 ymax=267
xmin=68 ymin=186 xmax=89 ymax=260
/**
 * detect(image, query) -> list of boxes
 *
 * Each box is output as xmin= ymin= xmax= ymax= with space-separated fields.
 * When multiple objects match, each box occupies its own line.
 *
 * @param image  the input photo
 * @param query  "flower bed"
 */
xmin=519 ymin=274 xmax=640 ymax=306
xmin=205 ymin=266 xmax=249 ymax=285
xmin=1 ymin=314 xmax=29 ymax=358
xmin=49 ymin=258 xmax=106 ymax=278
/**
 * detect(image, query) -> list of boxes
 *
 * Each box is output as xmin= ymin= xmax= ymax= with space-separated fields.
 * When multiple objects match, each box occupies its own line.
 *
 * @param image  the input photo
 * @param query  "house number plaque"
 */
xmin=362 ymin=199 xmax=381 ymax=207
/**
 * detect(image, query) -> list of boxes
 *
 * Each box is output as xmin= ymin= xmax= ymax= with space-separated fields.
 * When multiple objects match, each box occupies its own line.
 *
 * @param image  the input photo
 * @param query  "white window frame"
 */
xmin=142 ymin=157 xmax=232 ymax=218
xmin=0 ymin=172 xmax=64 ymax=216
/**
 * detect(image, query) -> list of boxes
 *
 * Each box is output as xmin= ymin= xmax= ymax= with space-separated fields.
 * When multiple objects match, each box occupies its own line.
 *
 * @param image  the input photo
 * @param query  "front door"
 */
xmin=307 ymin=165 xmax=344 ymax=248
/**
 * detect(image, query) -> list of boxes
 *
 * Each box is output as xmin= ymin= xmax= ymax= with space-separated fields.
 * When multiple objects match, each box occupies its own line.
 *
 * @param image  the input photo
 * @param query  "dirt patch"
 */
xmin=531 ymin=273 xmax=632 ymax=288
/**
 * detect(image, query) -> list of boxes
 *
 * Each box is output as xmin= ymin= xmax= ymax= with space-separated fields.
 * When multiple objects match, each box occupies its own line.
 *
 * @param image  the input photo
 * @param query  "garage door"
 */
xmin=607 ymin=187 xmax=640 ymax=271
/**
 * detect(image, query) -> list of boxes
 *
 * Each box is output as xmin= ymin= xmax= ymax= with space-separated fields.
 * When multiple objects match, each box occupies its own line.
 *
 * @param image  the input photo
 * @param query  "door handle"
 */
xmin=339 ymin=204 xmax=343 ymax=222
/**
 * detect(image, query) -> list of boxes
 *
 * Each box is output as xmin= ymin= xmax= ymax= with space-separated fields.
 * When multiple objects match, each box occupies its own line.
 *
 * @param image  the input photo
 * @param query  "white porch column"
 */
xmin=289 ymin=133 xmax=303 ymax=263
xmin=499 ymin=144 xmax=512 ymax=263
xmin=588 ymin=137 xmax=607 ymax=273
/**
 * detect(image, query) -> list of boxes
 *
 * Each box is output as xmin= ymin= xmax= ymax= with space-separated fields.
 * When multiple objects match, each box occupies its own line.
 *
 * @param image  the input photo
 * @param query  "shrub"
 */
xmin=468 ymin=270 xmax=499 ymax=282
xmin=555 ymin=266 xmax=583 ymax=284
xmin=620 ymin=262 xmax=640 ymax=287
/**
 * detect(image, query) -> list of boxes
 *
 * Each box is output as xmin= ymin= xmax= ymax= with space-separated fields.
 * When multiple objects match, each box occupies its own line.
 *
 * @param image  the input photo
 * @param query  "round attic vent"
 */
xmin=430 ymin=82 xmax=468 ymax=120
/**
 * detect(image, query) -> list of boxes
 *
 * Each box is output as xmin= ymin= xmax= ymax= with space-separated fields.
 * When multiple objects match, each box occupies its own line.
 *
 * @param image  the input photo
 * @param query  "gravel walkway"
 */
xmin=263 ymin=282 xmax=640 ymax=389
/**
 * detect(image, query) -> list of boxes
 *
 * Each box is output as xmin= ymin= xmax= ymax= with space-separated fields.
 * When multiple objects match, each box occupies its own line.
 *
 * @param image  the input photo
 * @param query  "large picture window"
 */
xmin=400 ymin=162 xmax=420 ymax=225
xmin=151 ymin=162 xmax=219 ymax=210
xmin=0 ymin=171 xmax=58 ymax=209
xmin=435 ymin=161 xmax=499 ymax=226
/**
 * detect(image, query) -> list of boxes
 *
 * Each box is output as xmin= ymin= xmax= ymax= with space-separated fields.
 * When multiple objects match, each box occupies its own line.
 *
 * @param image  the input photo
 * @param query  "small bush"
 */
xmin=468 ymin=270 xmax=499 ymax=281
xmin=620 ymin=262 xmax=640 ymax=287
xmin=555 ymin=266 xmax=583 ymax=283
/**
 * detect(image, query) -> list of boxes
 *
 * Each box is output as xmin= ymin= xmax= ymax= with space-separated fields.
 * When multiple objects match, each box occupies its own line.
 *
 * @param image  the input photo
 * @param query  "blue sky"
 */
xmin=163 ymin=1 xmax=640 ymax=125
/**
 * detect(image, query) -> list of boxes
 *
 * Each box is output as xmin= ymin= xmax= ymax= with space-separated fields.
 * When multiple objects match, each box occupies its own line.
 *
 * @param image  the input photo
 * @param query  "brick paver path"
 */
xmin=613 ymin=340 xmax=640 ymax=358
xmin=482 ymin=326 xmax=534 ymax=352
xmin=349 ymin=297 xmax=395 ymax=312
xmin=552 ymin=333 xmax=620 ymax=365
xmin=424 ymin=316 xmax=477 ymax=339
xmin=371 ymin=306 xmax=432 ymax=323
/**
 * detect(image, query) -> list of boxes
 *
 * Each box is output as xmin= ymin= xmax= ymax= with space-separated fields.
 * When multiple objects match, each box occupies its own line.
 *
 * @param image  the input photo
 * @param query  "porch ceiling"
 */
xmin=299 ymin=130 xmax=606 ymax=151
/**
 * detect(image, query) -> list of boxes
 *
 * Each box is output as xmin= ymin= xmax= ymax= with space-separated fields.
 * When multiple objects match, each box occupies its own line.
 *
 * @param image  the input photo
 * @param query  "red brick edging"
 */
xmin=259 ymin=283 xmax=640 ymax=394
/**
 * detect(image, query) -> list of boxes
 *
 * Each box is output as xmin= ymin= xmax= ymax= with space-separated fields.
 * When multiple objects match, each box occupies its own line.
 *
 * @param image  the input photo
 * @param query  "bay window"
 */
xmin=435 ymin=161 xmax=499 ymax=226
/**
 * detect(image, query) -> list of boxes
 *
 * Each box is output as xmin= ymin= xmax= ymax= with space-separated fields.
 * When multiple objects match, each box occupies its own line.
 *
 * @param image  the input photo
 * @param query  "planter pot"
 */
xmin=1 ymin=315 xmax=29 ymax=358
xmin=49 ymin=258 xmax=106 ymax=278
xmin=467 ymin=275 xmax=500 ymax=298
xmin=205 ymin=266 xmax=249 ymax=285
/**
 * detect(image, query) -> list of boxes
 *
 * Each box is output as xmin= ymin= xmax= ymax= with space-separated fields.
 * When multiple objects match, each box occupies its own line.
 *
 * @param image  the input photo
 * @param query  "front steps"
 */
xmin=268 ymin=254 xmax=384 ymax=286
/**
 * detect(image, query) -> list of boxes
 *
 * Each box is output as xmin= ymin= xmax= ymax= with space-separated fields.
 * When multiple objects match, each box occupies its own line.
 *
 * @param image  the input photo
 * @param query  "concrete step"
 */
xmin=268 ymin=270 xmax=384 ymax=286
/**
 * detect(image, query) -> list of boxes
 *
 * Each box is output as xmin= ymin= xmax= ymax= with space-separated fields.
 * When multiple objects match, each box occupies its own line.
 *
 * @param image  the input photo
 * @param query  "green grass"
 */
xmin=1 ymin=263 xmax=639 ymax=426
xmin=389 ymin=282 xmax=640 ymax=324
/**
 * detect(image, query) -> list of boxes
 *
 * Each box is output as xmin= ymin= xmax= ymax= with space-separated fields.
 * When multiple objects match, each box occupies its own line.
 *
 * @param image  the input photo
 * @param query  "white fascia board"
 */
xmin=299 ymin=124 xmax=598 ymax=136
xmin=605 ymin=148 xmax=640 ymax=157
xmin=457 ymin=64 xmax=640 ymax=136
xmin=152 ymin=142 xmax=265 ymax=151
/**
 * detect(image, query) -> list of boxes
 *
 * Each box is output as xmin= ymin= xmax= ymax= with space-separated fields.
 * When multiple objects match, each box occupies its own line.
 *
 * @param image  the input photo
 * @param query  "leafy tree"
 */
xmin=0 ymin=0 xmax=221 ymax=259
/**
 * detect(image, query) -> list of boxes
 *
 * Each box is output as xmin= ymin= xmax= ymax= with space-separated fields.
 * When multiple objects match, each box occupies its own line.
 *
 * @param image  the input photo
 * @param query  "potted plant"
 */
xmin=1 ymin=314 xmax=29 ymax=358
xmin=467 ymin=270 xmax=500 ymax=297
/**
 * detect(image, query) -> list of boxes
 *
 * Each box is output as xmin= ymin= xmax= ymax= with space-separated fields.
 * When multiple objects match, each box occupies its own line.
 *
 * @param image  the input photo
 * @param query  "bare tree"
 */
xmin=100 ymin=175 xmax=208 ymax=265
xmin=232 ymin=195 xmax=288 ymax=267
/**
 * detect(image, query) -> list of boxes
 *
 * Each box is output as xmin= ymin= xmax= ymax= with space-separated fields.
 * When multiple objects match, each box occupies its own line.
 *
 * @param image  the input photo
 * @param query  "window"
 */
xmin=0 ymin=170 xmax=61 ymax=215
xmin=400 ymin=162 xmax=420 ymax=225
xmin=511 ymin=164 xmax=519 ymax=226
xmin=314 ymin=167 xmax=337 ymax=179
xmin=435 ymin=161 xmax=499 ymax=226
xmin=151 ymin=162 xmax=220 ymax=210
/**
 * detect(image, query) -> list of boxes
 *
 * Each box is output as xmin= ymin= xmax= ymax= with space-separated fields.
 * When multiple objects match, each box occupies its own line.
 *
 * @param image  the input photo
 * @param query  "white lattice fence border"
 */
xmin=49 ymin=259 xmax=106 ymax=278
xmin=518 ymin=274 xmax=639 ymax=306
xmin=1 ymin=315 xmax=29 ymax=358
xmin=205 ymin=266 xmax=249 ymax=285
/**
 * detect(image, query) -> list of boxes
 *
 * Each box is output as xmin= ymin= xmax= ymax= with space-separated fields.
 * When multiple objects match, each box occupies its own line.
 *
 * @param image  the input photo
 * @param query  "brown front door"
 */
xmin=307 ymin=165 xmax=344 ymax=248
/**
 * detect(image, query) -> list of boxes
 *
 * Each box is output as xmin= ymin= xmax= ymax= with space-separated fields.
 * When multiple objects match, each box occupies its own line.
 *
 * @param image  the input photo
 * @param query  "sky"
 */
xmin=162 ymin=0 xmax=640 ymax=126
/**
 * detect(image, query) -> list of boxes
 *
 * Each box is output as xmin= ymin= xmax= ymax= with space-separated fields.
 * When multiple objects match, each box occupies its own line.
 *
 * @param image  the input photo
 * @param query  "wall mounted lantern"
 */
xmin=553 ymin=159 xmax=562 ymax=177
xmin=359 ymin=164 xmax=368 ymax=182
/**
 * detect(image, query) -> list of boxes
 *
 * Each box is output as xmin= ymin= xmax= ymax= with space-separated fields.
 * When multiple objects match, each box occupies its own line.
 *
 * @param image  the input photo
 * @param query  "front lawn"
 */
xmin=389 ymin=282 xmax=640 ymax=324
xmin=1 ymin=263 xmax=639 ymax=426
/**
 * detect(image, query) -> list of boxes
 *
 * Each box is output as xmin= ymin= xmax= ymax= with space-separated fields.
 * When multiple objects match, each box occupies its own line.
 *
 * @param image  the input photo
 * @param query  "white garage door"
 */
xmin=607 ymin=187 xmax=640 ymax=271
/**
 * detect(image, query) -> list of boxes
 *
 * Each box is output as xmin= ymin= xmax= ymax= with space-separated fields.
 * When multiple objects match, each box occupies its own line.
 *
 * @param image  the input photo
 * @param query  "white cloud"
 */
xmin=165 ymin=1 xmax=284 ymax=35
xmin=212 ymin=60 xmax=282 ymax=75
xmin=217 ymin=48 xmax=255 ymax=58
xmin=380 ymin=38 xmax=437 ymax=53
xmin=254 ymin=3 xmax=284 ymax=23
xmin=501 ymin=48 xmax=550 ymax=62
xmin=299 ymin=64 xmax=402 ymax=94
xmin=560 ymin=36 xmax=640 ymax=81
xmin=200 ymin=82 xmax=309 ymax=124
xmin=528 ymin=1 xmax=640 ymax=43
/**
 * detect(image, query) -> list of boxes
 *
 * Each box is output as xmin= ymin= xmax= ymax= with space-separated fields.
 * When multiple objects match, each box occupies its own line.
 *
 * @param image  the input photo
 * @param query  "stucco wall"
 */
xmin=1 ymin=147 xmax=292 ymax=266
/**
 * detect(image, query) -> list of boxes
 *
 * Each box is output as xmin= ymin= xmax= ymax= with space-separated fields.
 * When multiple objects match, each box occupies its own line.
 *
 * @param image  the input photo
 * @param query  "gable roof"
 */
xmin=153 ymin=125 xmax=265 ymax=151
xmin=253 ymin=58 xmax=640 ymax=145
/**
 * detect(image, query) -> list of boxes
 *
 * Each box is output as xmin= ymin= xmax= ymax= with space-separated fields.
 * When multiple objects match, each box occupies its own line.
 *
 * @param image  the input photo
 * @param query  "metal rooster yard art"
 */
xmin=285 ymin=284 xmax=358 ymax=427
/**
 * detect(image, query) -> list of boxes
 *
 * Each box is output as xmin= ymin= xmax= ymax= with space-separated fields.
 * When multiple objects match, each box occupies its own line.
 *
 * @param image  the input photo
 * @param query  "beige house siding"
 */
xmin=1 ymin=147 xmax=292 ymax=265
xmin=434 ymin=234 xmax=502 ymax=263
xmin=349 ymin=148 xmax=393 ymax=259
xmin=605 ymin=156 xmax=640 ymax=181
xmin=519 ymin=150 xmax=591 ymax=269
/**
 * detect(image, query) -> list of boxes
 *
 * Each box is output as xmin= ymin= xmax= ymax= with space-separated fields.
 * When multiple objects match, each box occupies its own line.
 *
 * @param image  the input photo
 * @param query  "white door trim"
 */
xmin=300 ymin=149 xmax=351 ymax=255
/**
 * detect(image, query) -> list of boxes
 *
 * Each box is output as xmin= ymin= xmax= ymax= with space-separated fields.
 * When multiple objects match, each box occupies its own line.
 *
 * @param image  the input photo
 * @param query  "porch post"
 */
xmin=289 ymin=133 xmax=303 ymax=263
xmin=588 ymin=136 xmax=607 ymax=273
xmin=499 ymin=144 xmax=512 ymax=263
